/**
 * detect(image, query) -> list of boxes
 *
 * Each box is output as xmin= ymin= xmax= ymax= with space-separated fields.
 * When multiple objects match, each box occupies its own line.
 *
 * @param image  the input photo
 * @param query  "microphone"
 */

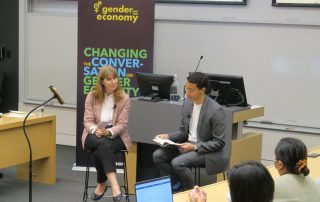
xmin=105 ymin=124 xmax=113 ymax=129
xmin=194 ymin=56 xmax=204 ymax=73
xmin=48 ymin=85 xmax=65 ymax=105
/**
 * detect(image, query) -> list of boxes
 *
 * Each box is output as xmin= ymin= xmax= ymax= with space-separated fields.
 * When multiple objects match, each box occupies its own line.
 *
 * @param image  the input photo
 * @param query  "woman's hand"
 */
xmin=186 ymin=186 xmax=207 ymax=202
xmin=95 ymin=128 xmax=110 ymax=137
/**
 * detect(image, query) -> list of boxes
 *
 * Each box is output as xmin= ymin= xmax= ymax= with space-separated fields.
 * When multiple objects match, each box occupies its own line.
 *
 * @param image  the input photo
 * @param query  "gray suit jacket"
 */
xmin=168 ymin=95 xmax=229 ymax=175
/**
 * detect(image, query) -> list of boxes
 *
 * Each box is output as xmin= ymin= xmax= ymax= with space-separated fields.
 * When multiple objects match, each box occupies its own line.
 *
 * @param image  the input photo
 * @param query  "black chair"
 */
xmin=82 ymin=150 xmax=129 ymax=202
xmin=193 ymin=166 xmax=226 ymax=186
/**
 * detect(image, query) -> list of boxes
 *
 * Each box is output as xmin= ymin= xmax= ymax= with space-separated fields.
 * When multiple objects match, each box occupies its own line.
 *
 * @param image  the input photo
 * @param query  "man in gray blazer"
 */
xmin=153 ymin=72 xmax=228 ymax=191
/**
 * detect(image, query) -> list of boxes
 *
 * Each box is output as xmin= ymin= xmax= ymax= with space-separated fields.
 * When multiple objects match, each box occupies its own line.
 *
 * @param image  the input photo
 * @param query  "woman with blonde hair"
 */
xmin=273 ymin=137 xmax=320 ymax=202
xmin=81 ymin=65 xmax=131 ymax=201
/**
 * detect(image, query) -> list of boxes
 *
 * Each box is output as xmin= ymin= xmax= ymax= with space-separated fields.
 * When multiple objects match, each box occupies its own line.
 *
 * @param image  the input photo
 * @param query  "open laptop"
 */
xmin=135 ymin=176 xmax=173 ymax=202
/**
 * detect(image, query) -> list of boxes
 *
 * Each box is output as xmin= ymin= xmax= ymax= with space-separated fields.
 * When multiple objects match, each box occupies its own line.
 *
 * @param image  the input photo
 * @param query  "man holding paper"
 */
xmin=153 ymin=72 xmax=227 ymax=191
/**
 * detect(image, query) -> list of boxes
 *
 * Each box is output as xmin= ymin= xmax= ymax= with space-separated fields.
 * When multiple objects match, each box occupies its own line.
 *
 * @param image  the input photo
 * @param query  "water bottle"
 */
xmin=170 ymin=74 xmax=180 ymax=102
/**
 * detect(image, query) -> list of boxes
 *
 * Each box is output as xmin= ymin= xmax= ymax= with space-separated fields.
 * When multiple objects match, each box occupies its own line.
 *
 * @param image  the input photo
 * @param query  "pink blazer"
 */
xmin=81 ymin=92 xmax=132 ymax=151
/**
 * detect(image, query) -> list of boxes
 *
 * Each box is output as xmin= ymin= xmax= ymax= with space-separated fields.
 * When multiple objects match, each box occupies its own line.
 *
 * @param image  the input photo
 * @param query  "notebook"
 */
xmin=135 ymin=176 xmax=173 ymax=202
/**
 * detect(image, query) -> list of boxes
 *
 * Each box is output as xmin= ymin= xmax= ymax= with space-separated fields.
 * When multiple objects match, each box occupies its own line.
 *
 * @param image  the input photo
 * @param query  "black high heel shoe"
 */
xmin=91 ymin=186 xmax=107 ymax=201
xmin=113 ymin=192 xmax=122 ymax=202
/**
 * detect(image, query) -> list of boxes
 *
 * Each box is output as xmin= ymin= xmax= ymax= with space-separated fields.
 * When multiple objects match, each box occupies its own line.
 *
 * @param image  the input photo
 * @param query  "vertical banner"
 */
xmin=76 ymin=0 xmax=155 ymax=167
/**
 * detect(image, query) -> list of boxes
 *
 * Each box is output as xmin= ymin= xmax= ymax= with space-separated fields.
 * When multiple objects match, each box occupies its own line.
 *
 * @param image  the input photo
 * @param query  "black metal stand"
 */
xmin=22 ymin=96 xmax=55 ymax=202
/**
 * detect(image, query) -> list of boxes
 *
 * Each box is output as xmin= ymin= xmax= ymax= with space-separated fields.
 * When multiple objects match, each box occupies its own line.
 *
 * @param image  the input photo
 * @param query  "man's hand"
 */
xmin=156 ymin=134 xmax=169 ymax=139
xmin=179 ymin=143 xmax=196 ymax=153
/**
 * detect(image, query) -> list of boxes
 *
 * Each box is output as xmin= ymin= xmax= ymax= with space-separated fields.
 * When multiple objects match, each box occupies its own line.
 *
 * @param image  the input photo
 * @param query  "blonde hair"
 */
xmin=92 ymin=65 xmax=124 ymax=103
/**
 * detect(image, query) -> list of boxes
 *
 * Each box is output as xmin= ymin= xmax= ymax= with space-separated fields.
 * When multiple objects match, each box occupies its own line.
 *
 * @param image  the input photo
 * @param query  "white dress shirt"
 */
xmin=188 ymin=103 xmax=202 ymax=143
xmin=90 ymin=94 xmax=115 ymax=136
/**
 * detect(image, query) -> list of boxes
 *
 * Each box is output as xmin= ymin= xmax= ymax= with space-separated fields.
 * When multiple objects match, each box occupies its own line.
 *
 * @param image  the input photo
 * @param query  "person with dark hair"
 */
xmin=186 ymin=161 xmax=274 ymax=202
xmin=153 ymin=72 xmax=227 ymax=191
xmin=81 ymin=66 xmax=131 ymax=201
xmin=227 ymin=161 xmax=274 ymax=202
xmin=273 ymin=137 xmax=320 ymax=202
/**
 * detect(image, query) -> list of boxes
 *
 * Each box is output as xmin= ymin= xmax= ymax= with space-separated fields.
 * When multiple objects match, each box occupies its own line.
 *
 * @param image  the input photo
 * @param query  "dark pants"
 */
xmin=84 ymin=134 xmax=125 ymax=183
xmin=153 ymin=146 xmax=205 ymax=190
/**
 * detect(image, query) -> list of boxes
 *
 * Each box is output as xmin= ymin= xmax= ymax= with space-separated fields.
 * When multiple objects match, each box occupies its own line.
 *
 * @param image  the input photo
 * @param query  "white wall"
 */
xmin=19 ymin=0 xmax=320 ymax=159
xmin=243 ymin=127 xmax=320 ymax=166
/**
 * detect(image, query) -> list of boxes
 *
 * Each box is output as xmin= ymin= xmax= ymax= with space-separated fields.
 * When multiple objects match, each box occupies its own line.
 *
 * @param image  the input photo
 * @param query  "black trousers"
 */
xmin=84 ymin=134 xmax=125 ymax=183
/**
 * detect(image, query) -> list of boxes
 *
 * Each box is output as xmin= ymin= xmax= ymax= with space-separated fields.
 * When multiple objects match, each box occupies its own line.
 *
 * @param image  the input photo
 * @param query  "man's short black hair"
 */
xmin=187 ymin=72 xmax=209 ymax=90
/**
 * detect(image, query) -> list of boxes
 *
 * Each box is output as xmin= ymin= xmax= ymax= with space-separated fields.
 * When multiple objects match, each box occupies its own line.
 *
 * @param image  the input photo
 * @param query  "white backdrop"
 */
xmin=25 ymin=1 xmax=320 ymax=128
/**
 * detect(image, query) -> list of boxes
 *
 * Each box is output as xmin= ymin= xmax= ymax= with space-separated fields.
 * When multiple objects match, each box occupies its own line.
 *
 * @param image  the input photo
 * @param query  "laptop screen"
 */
xmin=135 ymin=176 xmax=173 ymax=202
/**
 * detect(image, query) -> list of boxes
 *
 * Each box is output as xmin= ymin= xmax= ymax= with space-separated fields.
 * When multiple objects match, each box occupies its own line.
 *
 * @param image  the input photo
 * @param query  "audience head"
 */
xmin=274 ymin=137 xmax=309 ymax=176
xmin=93 ymin=65 xmax=123 ymax=103
xmin=228 ymin=161 xmax=274 ymax=202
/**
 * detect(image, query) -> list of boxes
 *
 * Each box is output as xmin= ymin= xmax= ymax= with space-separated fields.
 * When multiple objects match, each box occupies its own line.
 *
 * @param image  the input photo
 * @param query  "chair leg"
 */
xmin=194 ymin=167 xmax=197 ymax=185
xmin=83 ymin=153 xmax=90 ymax=202
xmin=82 ymin=150 xmax=130 ymax=202
xmin=123 ymin=151 xmax=130 ymax=202
xmin=193 ymin=167 xmax=201 ymax=186
xmin=197 ymin=167 xmax=200 ymax=186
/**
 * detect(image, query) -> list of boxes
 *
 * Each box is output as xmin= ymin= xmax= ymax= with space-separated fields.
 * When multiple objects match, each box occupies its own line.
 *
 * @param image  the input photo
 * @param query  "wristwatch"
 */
xmin=194 ymin=145 xmax=198 ymax=152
